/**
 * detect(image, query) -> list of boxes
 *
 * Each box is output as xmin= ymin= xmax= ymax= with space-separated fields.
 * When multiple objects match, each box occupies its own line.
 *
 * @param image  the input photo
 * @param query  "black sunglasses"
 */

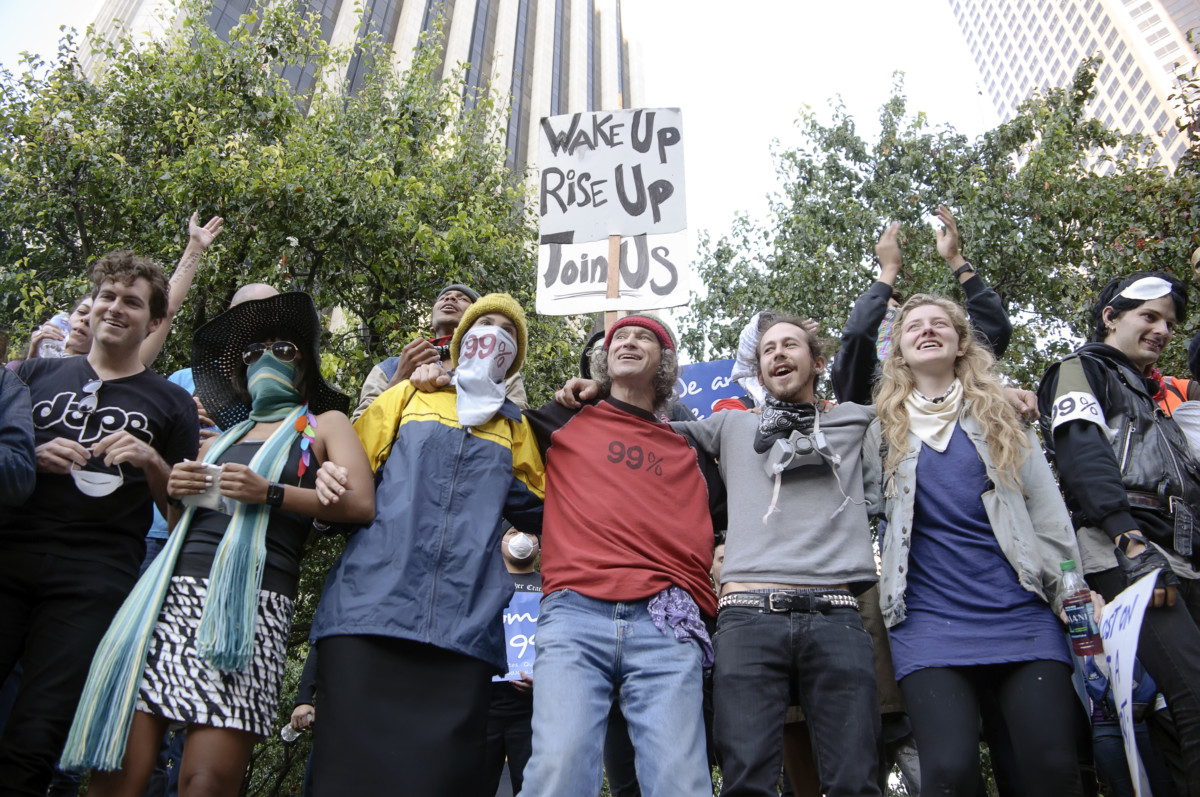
xmin=242 ymin=341 xmax=300 ymax=365
xmin=78 ymin=378 xmax=102 ymax=414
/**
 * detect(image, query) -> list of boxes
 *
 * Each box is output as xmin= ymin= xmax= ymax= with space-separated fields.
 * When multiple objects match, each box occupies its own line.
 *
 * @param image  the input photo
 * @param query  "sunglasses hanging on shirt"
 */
xmin=77 ymin=378 xmax=103 ymax=415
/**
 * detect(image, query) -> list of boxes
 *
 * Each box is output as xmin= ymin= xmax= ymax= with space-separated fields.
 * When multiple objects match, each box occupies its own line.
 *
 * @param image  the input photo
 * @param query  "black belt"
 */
xmin=1127 ymin=491 xmax=1166 ymax=510
xmin=718 ymin=590 xmax=858 ymax=614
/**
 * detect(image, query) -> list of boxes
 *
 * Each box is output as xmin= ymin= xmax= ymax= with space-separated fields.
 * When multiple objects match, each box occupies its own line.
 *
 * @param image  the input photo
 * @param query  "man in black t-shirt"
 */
xmin=0 ymin=252 xmax=198 ymax=796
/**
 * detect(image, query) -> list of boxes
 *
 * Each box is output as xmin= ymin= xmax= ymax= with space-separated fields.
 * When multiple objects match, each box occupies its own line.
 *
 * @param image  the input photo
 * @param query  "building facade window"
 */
xmin=347 ymin=0 xmax=404 ymax=94
xmin=505 ymin=0 xmax=539 ymax=172
xmin=208 ymin=0 xmax=257 ymax=40
xmin=463 ymin=0 xmax=499 ymax=109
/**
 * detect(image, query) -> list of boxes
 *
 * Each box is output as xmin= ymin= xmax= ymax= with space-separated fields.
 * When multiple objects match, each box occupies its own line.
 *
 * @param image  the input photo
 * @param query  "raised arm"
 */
xmin=831 ymin=222 xmax=902 ymax=404
xmin=140 ymin=212 xmax=224 ymax=366
xmin=936 ymin=205 xmax=1012 ymax=358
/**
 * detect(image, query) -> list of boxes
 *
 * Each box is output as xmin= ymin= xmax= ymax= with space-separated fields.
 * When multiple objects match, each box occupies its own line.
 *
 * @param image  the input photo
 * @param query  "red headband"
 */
xmin=604 ymin=316 xmax=676 ymax=352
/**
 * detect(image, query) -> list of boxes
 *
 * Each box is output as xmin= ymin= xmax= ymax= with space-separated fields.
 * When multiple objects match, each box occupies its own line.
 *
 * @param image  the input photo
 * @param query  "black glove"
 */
xmin=1116 ymin=533 xmax=1181 ymax=591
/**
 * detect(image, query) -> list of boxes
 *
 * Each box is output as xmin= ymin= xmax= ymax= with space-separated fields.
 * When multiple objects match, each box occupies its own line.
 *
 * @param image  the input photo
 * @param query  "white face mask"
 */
xmin=507 ymin=532 xmax=537 ymax=560
xmin=70 ymin=462 xmax=123 ymax=497
xmin=452 ymin=326 xmax=516 ymax=427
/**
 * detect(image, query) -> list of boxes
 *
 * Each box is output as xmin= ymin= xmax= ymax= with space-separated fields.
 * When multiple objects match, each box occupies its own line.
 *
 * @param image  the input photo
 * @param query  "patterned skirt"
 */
xmin=136 ymin=575 xmax=295 ymax=738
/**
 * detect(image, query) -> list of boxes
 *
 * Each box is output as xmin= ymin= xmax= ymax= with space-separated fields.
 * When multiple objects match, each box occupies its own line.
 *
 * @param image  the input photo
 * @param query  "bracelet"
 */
xmin=952 ymin=261 xmax=975 ymax=279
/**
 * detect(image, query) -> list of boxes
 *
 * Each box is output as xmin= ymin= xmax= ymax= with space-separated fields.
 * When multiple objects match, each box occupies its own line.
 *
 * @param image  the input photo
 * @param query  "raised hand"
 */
xmin=189 ymin=212 xmax=224 ymax=252
xmin=875 ymin=222 xmax=903 ymax=282
xmin=934 ymin=205 xmax=967 ymax=270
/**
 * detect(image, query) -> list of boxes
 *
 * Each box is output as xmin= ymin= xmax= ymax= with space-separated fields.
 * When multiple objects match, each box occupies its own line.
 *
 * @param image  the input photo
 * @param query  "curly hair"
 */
xmin=88 ymin=251 xmax=169 ymax=320
xmin=873 ymin=294 xmax=1028 ymax=489
xmin=590 ymin=342 xmax=679 ymax=412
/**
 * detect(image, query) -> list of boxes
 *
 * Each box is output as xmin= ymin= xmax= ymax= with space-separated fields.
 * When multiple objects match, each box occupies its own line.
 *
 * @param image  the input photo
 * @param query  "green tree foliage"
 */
xmin=0 ymin=0 xmax=578 ymax=405
xmin=682 ymin=64 xmax=1199 ymax=389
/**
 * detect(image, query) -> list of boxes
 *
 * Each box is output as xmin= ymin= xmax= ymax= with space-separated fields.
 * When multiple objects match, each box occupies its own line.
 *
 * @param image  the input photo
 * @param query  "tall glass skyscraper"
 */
xmin=949 ymin=0 xmax=1198 ymax=169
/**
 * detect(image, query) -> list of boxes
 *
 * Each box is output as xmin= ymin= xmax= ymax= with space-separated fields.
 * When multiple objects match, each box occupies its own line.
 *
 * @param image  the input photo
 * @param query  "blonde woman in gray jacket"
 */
xmin=862 ymin=294 xmax=1088 ymax=797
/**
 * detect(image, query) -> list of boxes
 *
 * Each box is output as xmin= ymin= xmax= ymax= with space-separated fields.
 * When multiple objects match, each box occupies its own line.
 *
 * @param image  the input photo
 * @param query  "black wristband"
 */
xmin=952 ymin=261 xmax=975 ymax=279
xmin=1117 ymin=531 xmax=1147 ymax=554
xmin=266 ymin=482 xmax=285 ymax=508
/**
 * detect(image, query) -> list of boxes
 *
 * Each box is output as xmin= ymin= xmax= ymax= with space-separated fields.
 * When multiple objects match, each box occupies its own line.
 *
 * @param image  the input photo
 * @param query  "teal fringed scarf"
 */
xmin=59 ymin=399 xmax=308 ymax=773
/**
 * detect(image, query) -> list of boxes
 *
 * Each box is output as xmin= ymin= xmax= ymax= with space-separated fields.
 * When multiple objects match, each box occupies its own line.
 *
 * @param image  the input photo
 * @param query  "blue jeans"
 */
xmin=517 ymin=589 xmax=711 ymax=797
xmin=713 ymin=604 xmax=881 ymax=797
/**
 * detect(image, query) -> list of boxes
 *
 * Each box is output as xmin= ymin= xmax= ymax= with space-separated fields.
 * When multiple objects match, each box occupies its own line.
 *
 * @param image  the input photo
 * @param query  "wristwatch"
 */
xmin=266 ymin=482 xmax=285 ymax=508
xmin=952 ymin=261 xmax=976 ymax=279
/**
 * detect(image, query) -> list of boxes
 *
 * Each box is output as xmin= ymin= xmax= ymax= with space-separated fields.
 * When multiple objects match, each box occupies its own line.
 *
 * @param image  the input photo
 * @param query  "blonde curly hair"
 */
xmin=873 ymin=294 xmax=1028 ymax=489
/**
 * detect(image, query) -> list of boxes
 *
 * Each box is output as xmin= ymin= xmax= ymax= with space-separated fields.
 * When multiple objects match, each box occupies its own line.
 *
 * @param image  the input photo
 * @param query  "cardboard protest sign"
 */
xmin=537 ymin=108 xmax=689 ymax=316
xmin=538 ymin=108 xmax=685 ymax=243
xmin=535 ymin=230 xmax=689 ymax=314
xmin=494 ymin=590 xmax=539 ymax=682
xmin=1099 ymin=569 xmax=1160 ymax=796
xmin=675 ymin=359 xmax=743 ymax=420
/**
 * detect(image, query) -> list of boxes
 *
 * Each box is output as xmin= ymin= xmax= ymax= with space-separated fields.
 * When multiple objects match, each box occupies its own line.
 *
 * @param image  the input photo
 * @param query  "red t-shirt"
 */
xmin=525 ymin=398 xmax=720 ymax=616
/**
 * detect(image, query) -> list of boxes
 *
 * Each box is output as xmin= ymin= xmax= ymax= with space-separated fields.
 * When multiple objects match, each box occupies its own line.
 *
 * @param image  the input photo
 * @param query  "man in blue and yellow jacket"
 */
xmin=309 ymin=293 xmax=544 ymax=795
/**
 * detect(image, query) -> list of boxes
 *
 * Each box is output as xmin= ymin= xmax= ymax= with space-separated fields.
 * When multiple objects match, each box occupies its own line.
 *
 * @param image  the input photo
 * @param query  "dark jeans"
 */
xmin=313 ymin=635 xmax=492 ymax=796
xmin=604 ymin=703 xmax=641 ymax=797
xmin=0 ymin=550 xmax=133 ymax=797
xmin=137 ymin=535 xmax=181 ymax=797
xmin=1093 ymin=720 xmax=1176 ymax=797
xmin=1088 ymin=568 xmax=1200 ymax=796
xmin=712 ymin=605 xmax=881 ymax=797
xmin=483 ymin=685 xmax=534 ymax=797
xmin=899 ymin=660 xmax=1083 ymax=797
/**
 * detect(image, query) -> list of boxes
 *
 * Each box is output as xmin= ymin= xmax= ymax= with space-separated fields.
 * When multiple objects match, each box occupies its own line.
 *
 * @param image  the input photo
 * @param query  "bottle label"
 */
xmin=1064 ymin=596 xmax=1103 ymax=655
xmin=1064 ymin=601 xmax=1095 ymax=639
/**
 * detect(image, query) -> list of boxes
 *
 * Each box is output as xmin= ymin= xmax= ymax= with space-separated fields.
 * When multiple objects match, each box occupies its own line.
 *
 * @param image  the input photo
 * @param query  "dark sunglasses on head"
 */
xmin=242 ymin=341 xmax=299 ymax=365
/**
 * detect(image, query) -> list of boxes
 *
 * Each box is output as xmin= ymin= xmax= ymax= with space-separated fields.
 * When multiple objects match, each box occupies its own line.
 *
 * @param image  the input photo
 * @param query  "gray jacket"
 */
xmin=863 ymin=406 xmax=1082 ymax=628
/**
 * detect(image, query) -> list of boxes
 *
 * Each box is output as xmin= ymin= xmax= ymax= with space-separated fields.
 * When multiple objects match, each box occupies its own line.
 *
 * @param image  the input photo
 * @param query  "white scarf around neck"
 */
xmin=904 ymin=379 xmax=964 ymax=453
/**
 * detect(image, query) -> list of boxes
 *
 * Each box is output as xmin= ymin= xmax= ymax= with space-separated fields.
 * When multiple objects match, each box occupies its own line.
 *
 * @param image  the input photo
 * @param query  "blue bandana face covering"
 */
xmin=247 ymin=354 xmax=302 ymax=421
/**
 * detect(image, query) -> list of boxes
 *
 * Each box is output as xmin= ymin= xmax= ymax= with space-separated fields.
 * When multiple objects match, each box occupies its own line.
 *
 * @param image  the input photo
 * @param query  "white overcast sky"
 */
xmin=0 ymin=0 xmax=1001 ymax=262
xmin=622 ymin=0 xmax=1000 ymax=252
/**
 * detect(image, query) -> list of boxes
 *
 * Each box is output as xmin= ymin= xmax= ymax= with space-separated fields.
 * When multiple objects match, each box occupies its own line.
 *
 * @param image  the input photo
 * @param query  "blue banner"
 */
xmin=675 ymin=358 xmax=742 ymax=419
xmin=494 ymin=590 xmax=540 ymax=682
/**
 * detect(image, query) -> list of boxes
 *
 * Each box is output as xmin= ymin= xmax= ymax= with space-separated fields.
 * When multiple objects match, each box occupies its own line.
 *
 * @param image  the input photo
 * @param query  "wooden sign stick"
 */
xmin=604 ymin=233 xmax=621 ymax=331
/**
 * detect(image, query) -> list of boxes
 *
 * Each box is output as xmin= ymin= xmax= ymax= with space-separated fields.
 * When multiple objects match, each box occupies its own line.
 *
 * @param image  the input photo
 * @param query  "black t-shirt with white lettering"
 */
xmin=3 ymin=356 xmax=199 ymax=575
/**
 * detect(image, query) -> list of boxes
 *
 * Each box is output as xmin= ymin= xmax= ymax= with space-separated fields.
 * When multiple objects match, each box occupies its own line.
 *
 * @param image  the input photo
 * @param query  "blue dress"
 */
xmin=888 ymin=425 xmax=1071 ymax=681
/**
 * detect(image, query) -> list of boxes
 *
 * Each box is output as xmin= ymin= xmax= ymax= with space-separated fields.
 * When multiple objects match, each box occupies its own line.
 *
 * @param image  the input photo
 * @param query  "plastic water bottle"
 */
xmin=280 ymin=724 xmax=303 ymax=743
xmin=1061 ymin=560 xmax=1103 ymax=655
xmin=37 ymin=313 xmax=71 ymax=358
